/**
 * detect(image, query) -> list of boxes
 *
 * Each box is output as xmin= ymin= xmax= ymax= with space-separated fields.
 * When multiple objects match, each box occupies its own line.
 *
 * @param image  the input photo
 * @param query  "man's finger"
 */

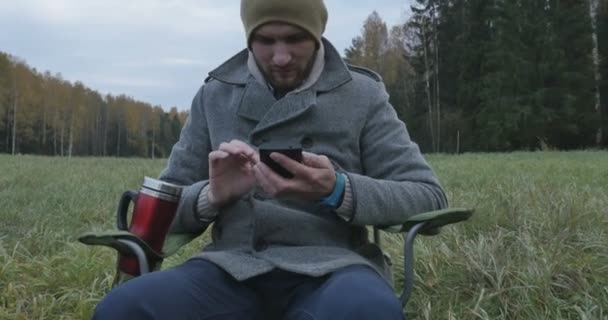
xmin=301 ymin=151 xmax=331 ymax=169
xmin=209 ymin=150 xmax=229 ymax=163
xmin=270 ymin=152 xmax=307 ymax=176
xmin=230 ymin=140 xmax=257 ymax=159
xmin=253 ymin=163 xmax=278 ymax=195
xmin=218 ymin=141 xmax=246 ymax=155
xmin=218 ymin=140 xmax=257 ymax=163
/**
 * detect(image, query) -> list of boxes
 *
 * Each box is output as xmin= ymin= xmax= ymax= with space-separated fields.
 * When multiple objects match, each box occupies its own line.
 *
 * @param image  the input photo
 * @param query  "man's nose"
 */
xmin=272 ymin=44 xmax=292 ymax=67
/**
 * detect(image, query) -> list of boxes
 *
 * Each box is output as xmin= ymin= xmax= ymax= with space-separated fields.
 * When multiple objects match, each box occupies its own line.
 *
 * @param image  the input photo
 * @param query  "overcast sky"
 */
xmin=0 ymin=1 xmax=411 ymax=111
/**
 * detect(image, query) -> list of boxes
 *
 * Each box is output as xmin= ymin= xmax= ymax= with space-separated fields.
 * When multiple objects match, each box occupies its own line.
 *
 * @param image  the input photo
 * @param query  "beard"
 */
xmin=261 ymin=57 xmax=316 ymax=94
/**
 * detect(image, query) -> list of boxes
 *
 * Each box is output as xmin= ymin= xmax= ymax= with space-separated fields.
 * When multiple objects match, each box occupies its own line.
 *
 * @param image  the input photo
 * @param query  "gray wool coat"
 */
xmin=159 ymin=39 xmax=448 ymax=285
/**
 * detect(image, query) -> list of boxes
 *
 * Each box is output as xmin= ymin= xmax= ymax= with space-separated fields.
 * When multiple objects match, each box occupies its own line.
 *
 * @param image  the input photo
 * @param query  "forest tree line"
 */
xmin=346 ymin=0 xmax=608 ymax=152
xmin=0 ymin=52 xmax=187 ymax=158
xmin=1 ymin=0 xmax=608 ymax=156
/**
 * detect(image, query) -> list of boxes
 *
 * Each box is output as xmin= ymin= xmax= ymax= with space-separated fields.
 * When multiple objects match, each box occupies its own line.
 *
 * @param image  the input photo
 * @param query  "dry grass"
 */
xmin=1 ymin=152 xmax=607 ymax=319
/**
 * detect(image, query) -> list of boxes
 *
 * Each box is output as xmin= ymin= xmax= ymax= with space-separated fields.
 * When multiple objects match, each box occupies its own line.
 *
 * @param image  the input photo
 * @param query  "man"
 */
xmin=94 ymin=0 xmax=447 ymax=319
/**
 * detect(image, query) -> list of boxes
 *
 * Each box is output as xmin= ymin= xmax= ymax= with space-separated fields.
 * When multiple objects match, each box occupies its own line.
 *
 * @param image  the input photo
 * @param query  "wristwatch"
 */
xmin=319 ymin=172 xmax=346 ymax=210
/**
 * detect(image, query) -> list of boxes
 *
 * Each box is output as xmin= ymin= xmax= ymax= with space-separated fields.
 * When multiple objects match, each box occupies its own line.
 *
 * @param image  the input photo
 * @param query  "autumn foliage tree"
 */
xmin=344 ymin=11 xmax=416 ymax=134
xmin=0 ymin=52 xmax=186 ymax=157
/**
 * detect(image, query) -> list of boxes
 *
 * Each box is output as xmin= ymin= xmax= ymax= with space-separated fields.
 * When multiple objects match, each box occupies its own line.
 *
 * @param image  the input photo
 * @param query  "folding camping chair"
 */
xmin=79 ymin=195 xmax=473 ymax=308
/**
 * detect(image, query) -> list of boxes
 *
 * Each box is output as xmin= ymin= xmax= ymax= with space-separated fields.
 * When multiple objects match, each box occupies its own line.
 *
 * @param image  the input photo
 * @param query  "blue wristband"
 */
xmin=319 ymin=173 xmax=346 ymax=209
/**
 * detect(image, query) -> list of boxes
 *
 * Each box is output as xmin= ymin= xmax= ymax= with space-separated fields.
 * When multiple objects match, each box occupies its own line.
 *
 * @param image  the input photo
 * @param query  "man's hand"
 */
xmin=208 ymin=140 xmax=258 ymax=207
xmin=253 ymin=151 xmax=336 ymax=201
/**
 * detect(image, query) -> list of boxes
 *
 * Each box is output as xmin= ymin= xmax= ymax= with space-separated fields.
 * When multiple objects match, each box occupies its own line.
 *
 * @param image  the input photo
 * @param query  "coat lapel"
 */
xmin=236 ymin=79 xmax=318 ymax=134
xmin=252 ymin=89 xmax=317 ymax=134
xmin=206 ymin=38 xmax=352 ymax=133
xmin=236 ymin=79 xmax=277 ymax=122
xmin=313 ymin=39 xmax=352 ymax=93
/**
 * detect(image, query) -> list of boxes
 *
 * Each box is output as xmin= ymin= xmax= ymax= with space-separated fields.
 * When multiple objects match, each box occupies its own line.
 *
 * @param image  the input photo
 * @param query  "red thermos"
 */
xmin=116 ymin=177 xmax=183 ymax=276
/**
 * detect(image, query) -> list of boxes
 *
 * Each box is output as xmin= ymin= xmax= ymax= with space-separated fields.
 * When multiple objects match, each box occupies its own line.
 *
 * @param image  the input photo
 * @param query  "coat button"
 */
xmin=252 ymin=192 xmax=269 ymax=201
xmin=254 ymin=240 xmax=268 ymax=251
xmin=252 ymin=137 xmax=266 ymax=147
xmin=300 ymin=137 xmax=314 ymax=149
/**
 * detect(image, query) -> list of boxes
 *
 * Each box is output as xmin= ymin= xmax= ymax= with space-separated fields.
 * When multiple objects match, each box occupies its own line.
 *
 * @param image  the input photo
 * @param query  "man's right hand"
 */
xmin=207 ymin=140 xmax=259 ymax=208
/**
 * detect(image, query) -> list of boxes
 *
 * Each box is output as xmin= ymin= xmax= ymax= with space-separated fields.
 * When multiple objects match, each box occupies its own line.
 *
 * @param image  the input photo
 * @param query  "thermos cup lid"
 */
xmin=142 ymin=177 xmax=183 ymax=197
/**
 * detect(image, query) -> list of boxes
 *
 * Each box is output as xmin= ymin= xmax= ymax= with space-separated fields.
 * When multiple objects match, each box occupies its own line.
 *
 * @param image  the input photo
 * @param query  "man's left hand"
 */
xmin=253 ymin=151 xmax=336 ymax=201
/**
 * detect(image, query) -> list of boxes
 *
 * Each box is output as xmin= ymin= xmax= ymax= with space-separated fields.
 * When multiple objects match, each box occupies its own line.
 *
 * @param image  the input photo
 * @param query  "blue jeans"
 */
xmin=93 ymin=259 xmax=403 ymax=320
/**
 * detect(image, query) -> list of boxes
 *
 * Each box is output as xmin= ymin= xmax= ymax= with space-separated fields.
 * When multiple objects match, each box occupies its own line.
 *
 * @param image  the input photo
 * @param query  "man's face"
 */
xmin=250 ymin=22 xmax=317 ymax=93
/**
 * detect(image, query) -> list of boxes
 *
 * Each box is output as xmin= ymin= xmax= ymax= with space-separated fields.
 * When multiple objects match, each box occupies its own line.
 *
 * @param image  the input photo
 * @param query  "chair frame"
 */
xmin=96 ymin=207 xmax=473 ymax=308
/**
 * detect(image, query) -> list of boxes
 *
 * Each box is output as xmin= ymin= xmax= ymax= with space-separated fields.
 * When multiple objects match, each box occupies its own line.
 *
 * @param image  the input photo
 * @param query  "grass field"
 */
xmin=1 ymin=152 xmax=607 ymax=319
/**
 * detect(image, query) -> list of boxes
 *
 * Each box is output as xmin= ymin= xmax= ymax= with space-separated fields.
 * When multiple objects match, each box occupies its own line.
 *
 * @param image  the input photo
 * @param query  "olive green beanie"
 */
xmin=240 ymin=0 xmax=328 ymax=46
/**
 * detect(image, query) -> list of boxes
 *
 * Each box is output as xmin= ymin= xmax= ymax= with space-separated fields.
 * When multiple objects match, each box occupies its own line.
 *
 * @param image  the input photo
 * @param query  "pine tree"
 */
xmin=476 ymin=0 xmax=532 ymax=150
xmin=598 ymin=0 xmax=608 ymax=147
xmin=435 ymin=0 xmax=491 ymax=152
xmin=408 ymin=0 xmax=442 ymax=152
xmin=545 ymin=0 xmax=597 ymax=148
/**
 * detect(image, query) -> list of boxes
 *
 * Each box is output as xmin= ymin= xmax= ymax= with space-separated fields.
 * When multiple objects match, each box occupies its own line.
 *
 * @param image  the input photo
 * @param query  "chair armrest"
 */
xmin=78 ymin=230 xmax=164 ymax=260
xmin=373 ymin=207 xmax=473 ymax=307
xmin=378 ymin=207 xmax=474 ymax=235
xmin=78 ymin=230 xmax=199 ymax=257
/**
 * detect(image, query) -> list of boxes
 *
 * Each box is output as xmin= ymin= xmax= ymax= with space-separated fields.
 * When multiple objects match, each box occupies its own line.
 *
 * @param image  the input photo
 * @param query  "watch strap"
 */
xmin=319 ymin=172 xmax=346 ymax=209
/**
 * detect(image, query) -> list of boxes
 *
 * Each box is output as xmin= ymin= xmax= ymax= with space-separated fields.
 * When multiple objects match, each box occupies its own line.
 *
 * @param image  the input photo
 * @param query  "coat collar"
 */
xmin=236 ymin=78 xmax=318 ymax=134
xmin=207 ymin=38 xmax=352 ymax=135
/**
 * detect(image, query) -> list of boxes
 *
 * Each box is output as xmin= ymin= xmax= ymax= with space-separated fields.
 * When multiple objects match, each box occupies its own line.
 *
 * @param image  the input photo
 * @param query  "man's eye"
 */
xmin=255 ymin=36 xmax=275 ymax=45
xmin=286 ymin=35 xmax=308 ymax=44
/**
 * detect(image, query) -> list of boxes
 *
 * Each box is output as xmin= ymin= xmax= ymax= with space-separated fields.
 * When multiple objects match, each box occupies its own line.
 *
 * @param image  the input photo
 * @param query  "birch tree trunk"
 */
xmin=589 ymin=0 xmax=603 ymax=146
xmin=42 ymin=102 xmax=47 ymax=148
xmin=422 ymin=28 xmax=436 ymax=152
xmin=151 ymin=125 xmax=156 ymax=160
xmin=432 ymin=3 xmax=441 ymax=152
xmin=95 ymin=113 xmax=101 ymax=156
xmin=103 ymin=105 xmax=109 ymax=157
xmin=53 ymin=114 xmax=58 ymax=156
xmin=4 ymin=106 xmax=10 ymax=152
xmin=11 ymin=87 xmax=17 ymax=155
xmin=68 ymin=115 xmax=74 ymax=158
xmin=116 ymin=122 xmax=121 ymax=157
xmin=60 ymin=113 xmax=65 ymax=157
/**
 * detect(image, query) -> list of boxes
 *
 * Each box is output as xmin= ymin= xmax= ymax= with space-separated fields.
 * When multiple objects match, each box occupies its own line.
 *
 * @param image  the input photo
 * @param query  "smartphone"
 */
xmin=259 ymin=146 xmax=303 ymax=179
